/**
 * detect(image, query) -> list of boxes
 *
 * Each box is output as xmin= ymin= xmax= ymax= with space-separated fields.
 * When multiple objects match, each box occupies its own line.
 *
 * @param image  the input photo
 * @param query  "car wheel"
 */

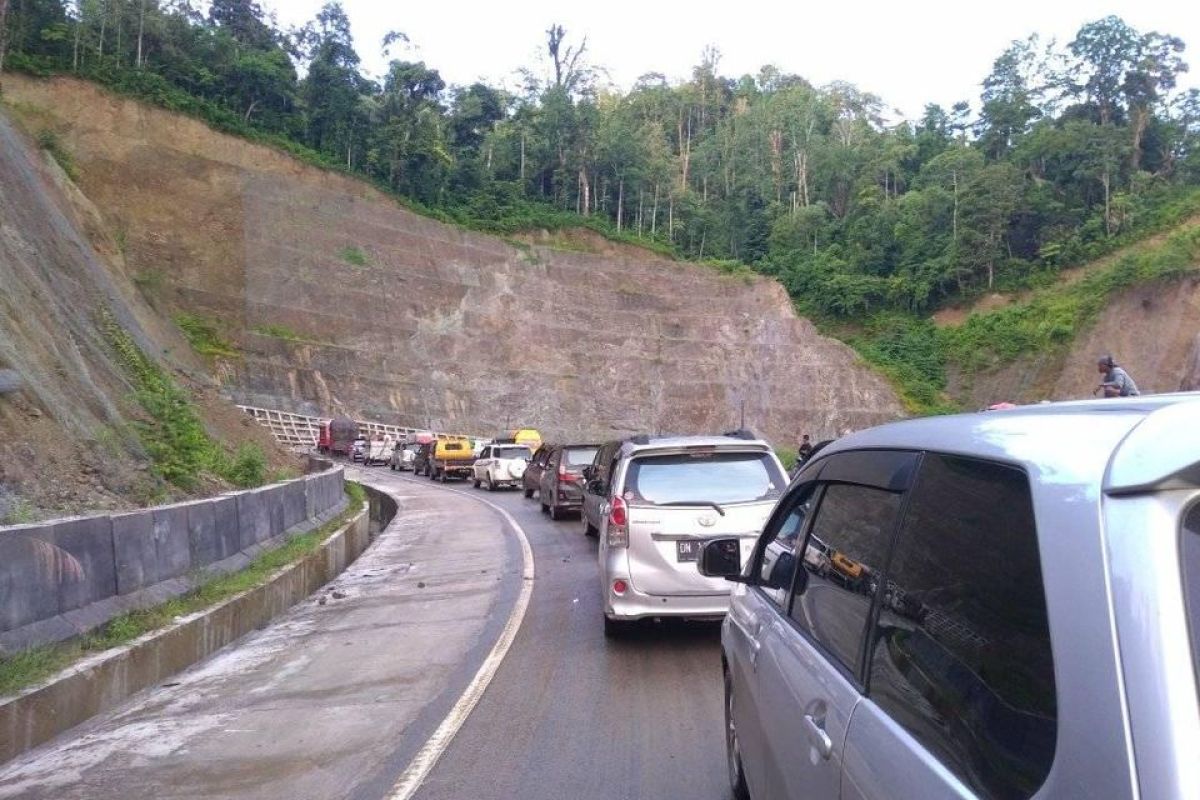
xmin=725 ymin=669 xmax=751 ymax=800
xmin=473 ymin=477 xmax=481 ymax=489
xmin=486 ymin=475 xmax=496 ymax=492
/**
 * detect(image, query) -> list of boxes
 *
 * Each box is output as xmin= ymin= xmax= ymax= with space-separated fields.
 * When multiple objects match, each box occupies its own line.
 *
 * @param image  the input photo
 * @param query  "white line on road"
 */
xmin=381 ymin=475 xmax=535 ymax=800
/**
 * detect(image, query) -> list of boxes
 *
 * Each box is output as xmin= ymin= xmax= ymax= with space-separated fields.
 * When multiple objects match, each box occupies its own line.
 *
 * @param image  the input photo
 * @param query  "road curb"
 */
xmin=0 ymin=496 xmax=376 ymax=765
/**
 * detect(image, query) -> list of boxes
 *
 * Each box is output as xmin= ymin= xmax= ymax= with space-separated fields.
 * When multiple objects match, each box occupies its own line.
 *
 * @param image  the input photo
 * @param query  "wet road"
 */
xmin=0 ymin=466 xmax=728 ymax=799
xmin=392 ymin=468 xmax=729 ymax=800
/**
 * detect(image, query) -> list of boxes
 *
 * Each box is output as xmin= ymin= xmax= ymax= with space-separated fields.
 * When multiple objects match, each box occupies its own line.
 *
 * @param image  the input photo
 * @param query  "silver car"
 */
xmin=590 ymin=432 xmax=787 ymax=637
xmin=701 ymin=395 xmax=1200 ymax=800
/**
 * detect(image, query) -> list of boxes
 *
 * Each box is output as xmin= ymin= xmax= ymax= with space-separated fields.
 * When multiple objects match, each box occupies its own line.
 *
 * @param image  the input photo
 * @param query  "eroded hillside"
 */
xmin=4 ymin=75 xmax=904 ymax=443
xmin=0 ymin=100 xmax=288 ymax=521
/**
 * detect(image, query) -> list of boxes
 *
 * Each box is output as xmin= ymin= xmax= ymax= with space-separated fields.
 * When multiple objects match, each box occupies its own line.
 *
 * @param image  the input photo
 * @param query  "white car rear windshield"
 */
xmin=625 ymin=450 xmax=784 ymax=505
xmin=496 ymin=447 xmax=530 ymax=459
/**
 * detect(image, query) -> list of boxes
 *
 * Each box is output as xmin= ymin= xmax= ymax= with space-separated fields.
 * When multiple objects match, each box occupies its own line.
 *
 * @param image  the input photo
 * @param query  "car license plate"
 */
xmin=676 ymin=540 xmax=702 ymax=562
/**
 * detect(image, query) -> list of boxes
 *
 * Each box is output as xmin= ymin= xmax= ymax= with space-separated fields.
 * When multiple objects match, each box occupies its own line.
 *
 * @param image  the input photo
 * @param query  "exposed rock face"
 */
xmin=5 ymin=75 xmax=905 ymax=443
xmin=953 ymin=274 xmax=1200 ymax=407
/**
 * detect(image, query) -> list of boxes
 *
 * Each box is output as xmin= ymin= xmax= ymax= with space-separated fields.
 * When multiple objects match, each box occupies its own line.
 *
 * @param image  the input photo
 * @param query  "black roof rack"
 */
xmin=722 ymin=429 xmax=758 ymax=440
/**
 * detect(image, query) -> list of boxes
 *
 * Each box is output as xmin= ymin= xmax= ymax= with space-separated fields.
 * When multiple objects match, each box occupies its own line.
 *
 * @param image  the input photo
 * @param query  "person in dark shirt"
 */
xmin=797 ymin=434 xmax=814 ymax=462
xmin=1095 ymin=355 xmax=1140 ymax=397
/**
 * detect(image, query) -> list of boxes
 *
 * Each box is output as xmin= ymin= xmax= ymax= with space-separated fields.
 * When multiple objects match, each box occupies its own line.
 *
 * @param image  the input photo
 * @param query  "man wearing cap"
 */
xmin=1095 ymin=355 xmax=1140 ymax=397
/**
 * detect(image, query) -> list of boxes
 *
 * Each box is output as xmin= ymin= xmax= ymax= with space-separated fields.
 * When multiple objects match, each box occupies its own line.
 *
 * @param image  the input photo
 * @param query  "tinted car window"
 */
xmin=789 ymin=483 xmax=901 ymax=675
xmin=756 ymin=486 xmax=817 ymax=609
xmin=868 ymin=454 xmax=1055 ymax=800
xmin=625 ymin=451 xmax=785 ymax=505
xmin=1183 ymin=504 xmax=1200 ymax=691
xmin=496 ymin=447 xmax=530 ymax=459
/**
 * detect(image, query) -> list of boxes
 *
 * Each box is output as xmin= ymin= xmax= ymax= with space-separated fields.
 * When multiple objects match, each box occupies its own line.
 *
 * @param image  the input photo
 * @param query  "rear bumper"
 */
xmin=603 ymin=579 xmax=730 ymax=621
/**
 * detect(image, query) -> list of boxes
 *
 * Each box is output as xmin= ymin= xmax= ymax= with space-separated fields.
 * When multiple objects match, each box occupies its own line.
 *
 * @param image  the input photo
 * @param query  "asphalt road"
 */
xmin=0 ymin=466 xmax=728 ymax=800
xmin=395 ymin=468 xmax=729 ymax=800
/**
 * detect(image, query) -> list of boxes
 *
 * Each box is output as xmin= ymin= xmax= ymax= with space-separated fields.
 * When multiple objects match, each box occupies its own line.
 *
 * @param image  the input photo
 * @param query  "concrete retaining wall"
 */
xmin=0 ymin=486 xmax=389 ymax=764
xmin=0 ymin=466 xmax=346 ymax=654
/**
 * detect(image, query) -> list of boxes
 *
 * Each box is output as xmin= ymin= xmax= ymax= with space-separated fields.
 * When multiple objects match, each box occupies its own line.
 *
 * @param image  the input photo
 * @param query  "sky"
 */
xmin=264 ymin=0 xmax=1200 ymax=120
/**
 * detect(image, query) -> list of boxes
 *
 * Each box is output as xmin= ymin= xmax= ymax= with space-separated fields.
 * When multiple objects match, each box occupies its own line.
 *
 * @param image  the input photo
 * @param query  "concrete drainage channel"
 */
xmin=0 ymin=483 xmax=397 ymax=764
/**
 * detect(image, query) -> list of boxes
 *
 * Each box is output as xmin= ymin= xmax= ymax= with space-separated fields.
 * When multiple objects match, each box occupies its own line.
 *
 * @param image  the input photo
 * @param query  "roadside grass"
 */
xmin=174 ymin=313 xmax=239 ymax=358
xmin=0 ymin=484 xmax=366 ymax=698
xmin=101 ymin=309 xmax=267 ymax=490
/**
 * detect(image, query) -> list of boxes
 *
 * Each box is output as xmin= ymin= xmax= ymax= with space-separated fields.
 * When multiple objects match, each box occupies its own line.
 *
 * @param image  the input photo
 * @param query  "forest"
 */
xmin=1 ymin=0 xmax=1198 ymax=324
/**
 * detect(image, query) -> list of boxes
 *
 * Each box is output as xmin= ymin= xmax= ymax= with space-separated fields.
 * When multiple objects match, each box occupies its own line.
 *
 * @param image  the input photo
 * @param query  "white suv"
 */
xmin=472 ymin=444 xmax=531 ymax=491
xmin=586 ymin=432 xmax=786 ymax=637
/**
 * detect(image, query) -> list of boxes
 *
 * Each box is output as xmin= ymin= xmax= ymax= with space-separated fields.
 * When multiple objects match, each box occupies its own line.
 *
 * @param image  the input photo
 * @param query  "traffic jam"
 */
xmin=315 ymin=397 xmax=1200 ymax=800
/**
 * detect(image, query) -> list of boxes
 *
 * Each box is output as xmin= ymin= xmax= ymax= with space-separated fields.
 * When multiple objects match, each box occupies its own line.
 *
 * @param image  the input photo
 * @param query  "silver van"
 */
xmin=701 ymin=395 xmax=1200 ymax=800
xmin=588 ymin=432 xmax=787 ymax=637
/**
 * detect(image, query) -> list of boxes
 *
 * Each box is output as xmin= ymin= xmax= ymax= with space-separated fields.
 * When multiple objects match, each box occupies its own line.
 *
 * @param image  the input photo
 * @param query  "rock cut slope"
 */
xmin=4 ymin=75 xmax=904 ymax=443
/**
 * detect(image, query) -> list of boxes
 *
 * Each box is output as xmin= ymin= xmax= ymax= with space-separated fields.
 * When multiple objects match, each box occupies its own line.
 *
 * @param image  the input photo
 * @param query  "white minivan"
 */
xmin=584 ymin=432 xmax=786 ymax=637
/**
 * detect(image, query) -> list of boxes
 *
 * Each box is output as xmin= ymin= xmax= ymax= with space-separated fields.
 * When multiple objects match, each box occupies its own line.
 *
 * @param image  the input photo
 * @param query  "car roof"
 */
xmin=620 ymin=433 xmax=774 ymax=455
xmin=813 ymin=393 xmax=1200 ymax=495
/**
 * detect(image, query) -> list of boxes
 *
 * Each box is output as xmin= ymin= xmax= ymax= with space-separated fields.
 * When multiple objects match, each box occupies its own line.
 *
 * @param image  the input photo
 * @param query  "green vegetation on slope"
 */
xmin=836 ymin=223 xmax=1200 ymax=413
xmin=0 ymin=484 xmax=365 ymax=697
xmin=101 ymin=309 xmax=266 ymax=490
xmin=174 ymin=313 xmax=239 ymax=357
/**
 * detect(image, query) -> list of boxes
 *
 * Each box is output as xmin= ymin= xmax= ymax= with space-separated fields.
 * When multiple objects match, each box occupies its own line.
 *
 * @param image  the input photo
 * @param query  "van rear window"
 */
xmin=564 ymin=447 xmax=599 ymax=467
xmin=625 ymin=451 xmax=784 ymax=505
xmin=1184 ymin=504 xmax=1200 ymax=686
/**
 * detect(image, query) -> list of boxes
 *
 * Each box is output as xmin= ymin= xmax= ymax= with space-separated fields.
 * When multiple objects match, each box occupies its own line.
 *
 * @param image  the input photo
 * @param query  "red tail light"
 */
xmin=608 ymin=496 xmax=627 ymax=527
xmin=607 ymin=495 xmax=629 ymax=548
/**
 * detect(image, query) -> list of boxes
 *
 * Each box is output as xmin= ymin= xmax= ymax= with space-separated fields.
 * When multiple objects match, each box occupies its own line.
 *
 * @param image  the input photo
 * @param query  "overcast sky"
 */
xmin=264 ymin=0 xmax=1200 ymax=120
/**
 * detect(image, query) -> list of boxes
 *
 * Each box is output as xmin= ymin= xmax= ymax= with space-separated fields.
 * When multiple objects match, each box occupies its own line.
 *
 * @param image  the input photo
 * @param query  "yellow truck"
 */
xmin=426 ymin=436 xmax=476 ymax=482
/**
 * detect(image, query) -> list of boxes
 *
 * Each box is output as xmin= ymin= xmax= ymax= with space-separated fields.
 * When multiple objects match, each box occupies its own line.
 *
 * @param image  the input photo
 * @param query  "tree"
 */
xmin=1067 ymin=16 xmax=1141 ymax=125
xmin=978 ymin=39 xmax=1041 ymax=159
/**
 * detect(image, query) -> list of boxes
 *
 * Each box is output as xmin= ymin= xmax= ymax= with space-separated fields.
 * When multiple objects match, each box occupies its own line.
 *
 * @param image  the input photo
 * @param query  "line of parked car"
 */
xmin=338 ymin=396 xmax=1200 ymax=800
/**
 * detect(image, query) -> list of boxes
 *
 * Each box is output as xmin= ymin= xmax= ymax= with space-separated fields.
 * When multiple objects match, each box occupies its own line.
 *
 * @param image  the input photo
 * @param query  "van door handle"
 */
xmin=803 ymin=714 xmax=833 ymax=760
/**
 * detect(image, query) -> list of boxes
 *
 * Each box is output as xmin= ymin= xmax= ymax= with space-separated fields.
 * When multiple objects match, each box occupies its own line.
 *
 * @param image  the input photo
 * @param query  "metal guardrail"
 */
xmin=237 ymin=405 xmax=477 ymax=448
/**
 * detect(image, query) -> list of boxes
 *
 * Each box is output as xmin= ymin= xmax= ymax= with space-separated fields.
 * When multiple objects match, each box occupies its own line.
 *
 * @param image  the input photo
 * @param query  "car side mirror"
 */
xmin=582 ymin=466 xmax=595 ymax=479
xmin=698 ymin=538 xmax=746 ymax=581
xmin=587 ymin=479 xmax=604 ymax=494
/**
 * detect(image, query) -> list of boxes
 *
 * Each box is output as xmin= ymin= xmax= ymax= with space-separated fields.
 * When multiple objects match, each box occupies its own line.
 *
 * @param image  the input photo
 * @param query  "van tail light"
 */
xmin=607 ymin=496 xmax=628 ymax=548
xmin=558 ymin=463 xmax=581 ymax=481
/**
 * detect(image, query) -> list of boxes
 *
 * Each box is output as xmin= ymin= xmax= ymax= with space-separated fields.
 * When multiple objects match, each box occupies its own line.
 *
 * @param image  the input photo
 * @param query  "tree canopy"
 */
xmin=3 ymin=3 xmax=1198 ymax=316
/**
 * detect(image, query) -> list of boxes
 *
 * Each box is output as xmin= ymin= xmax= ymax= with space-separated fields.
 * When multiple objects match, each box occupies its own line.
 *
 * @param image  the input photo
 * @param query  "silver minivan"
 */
xmin=589 ymin=432 xmax=787 ymax=637
xmin=701 ymin=395 xmax=1200 ymax=800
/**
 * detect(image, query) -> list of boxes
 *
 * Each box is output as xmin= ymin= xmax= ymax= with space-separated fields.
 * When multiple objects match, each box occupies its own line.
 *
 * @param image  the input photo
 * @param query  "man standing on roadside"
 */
xmin=1095 ymin=355 xmax=1140 ymax=397
xmin=797 ymin=434 xmax=813 ymax=463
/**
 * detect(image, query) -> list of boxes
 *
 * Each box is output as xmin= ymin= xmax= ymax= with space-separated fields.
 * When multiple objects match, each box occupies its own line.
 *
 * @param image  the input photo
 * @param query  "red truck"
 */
xmin=317 ymin=417 xmax=359 ymax=457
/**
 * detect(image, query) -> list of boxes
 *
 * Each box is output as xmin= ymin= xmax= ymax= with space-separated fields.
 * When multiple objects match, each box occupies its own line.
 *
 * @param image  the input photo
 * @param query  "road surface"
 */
xmin=0 ymin=467 xmax=728 ymax=800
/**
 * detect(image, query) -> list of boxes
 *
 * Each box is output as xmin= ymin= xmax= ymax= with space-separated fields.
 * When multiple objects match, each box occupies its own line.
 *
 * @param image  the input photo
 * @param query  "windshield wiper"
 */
xmin=657 ymin=500 xmax=726 ymax=516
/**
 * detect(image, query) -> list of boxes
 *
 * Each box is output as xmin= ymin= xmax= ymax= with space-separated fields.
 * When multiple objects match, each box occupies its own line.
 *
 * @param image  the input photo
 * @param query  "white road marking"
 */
xmin=381 ymin=474 xmax=536 ymax=800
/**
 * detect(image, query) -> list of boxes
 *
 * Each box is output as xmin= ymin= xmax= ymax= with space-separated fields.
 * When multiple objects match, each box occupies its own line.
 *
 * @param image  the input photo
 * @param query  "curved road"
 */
xmin=394 ymin=469 xmax=728 ymax=800
xmin=0 ymin=466 xmax=728 ymax=800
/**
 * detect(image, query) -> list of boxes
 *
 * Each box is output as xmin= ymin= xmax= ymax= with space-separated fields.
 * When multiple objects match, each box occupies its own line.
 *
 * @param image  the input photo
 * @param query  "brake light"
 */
xmin=607 ymin=496 xmax=628 ymax=548
xmin=558 ymin=463 xmax=581 ymax=481
xmin=612 ymin=579 xmax=628 ymax=595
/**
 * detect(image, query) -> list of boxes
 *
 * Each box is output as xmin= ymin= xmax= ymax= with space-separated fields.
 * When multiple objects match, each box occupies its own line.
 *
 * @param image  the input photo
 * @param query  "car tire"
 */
xmin=725 ymin=669 xmax=751 ymax=800
xmin=486 ymin=475 xmax=496 ymax=492
xmin=473 ymin=477 xmax=481 ymax=489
